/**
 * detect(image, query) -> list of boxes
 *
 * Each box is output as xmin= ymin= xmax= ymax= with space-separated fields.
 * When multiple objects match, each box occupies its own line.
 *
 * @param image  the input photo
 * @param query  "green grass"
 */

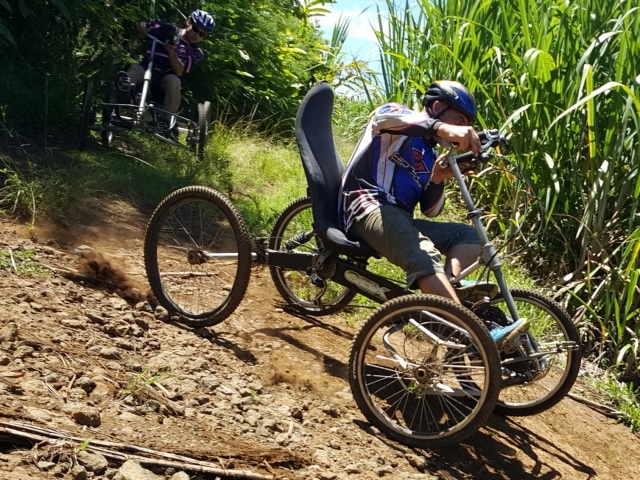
xmin=125 ymin=369 xmax=171 ymax=397
xmin=591 ymin=373 xmax=640 ymax=433
xmin=0 ymin=248 xmax=48 ymax=276
xmin=222 ymin=125 xmax=308 ymax=236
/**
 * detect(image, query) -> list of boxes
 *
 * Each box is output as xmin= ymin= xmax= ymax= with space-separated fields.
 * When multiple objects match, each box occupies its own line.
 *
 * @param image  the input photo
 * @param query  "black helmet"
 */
xmin=190 ymin=9 xmax=215 ymax=33
xmin=422 ymin=80 xmax=477 ymax=123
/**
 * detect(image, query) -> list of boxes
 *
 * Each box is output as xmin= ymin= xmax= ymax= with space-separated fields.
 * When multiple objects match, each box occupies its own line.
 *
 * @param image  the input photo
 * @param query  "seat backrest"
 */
xmin=295 ymin=82 xmax=376 ymax=258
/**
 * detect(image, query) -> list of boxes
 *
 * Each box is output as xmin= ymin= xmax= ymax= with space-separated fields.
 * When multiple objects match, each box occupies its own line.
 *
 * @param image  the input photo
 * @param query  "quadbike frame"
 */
xmin=78 ymin=33 xmax=210 ymax=159
xmin=260 ymin=137 xmax=516 ymax=307
xmin=252 ymin=131 xmax=580 ymax=440
xmin=143 ymin=82 xmax=581 ymax=448
xmin=258 ymin=130 xmax=576 ymax=347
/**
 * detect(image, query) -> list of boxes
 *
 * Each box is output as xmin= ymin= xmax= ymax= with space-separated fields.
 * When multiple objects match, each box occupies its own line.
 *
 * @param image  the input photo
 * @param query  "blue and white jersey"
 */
xmin=339 ymin=103 xmax=446 ymax=231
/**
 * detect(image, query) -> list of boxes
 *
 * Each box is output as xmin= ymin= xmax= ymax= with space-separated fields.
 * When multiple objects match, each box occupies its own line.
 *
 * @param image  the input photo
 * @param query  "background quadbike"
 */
xmin=143 ymin=82 xmax=581 ymax=448
xmin=78 ymin=33 xmax=211 ymax=161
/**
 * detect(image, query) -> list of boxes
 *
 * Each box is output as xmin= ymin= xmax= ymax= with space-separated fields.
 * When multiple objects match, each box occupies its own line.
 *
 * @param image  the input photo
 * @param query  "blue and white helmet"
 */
xmin=422 ymin=80 xmax=477 ymax=123
xmin=190 ymin=9 xmax=215 ymax=33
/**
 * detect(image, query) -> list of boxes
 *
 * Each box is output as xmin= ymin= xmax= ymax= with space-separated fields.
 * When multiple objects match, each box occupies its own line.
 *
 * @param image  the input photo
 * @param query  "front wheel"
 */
xmin=349 ymin=294 xmax=501 ymax=448
xmin=489 ymin=288 xmax=582 ymax=416
xmin=269 ymin=197 xmax=356 ymax=315
xmin=144 ymin=186 xmax=253 ymax=327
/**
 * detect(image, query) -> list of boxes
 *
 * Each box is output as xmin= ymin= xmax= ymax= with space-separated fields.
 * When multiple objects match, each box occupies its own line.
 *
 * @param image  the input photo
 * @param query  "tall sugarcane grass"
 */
xmin=353 ymin=0 xmax=640 ymax=380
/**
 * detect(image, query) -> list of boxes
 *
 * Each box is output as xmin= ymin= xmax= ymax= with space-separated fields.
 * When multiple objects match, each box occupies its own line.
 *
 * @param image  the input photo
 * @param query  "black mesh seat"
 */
xmin=295 ymin=82 xmax=377 ymax=259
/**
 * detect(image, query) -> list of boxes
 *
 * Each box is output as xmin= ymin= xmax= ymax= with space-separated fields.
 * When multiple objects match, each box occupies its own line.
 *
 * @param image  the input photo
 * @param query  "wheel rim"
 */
xmin=101 ymin=82 xmax=115 ymax=147
xmin=351 ymin=296 xmax=500 ymax=445
xmin=150 ymin=196 xmax=246 ymax=318
xmin=492 ymin=291 xmax=579 ymax=411
xmin=269 ymin=199 xmax=354 ymax=312
xmin=197 ymin=101 xmax=211 ymax=159
xmin=78 ymin=78 xmax=94 ymax=150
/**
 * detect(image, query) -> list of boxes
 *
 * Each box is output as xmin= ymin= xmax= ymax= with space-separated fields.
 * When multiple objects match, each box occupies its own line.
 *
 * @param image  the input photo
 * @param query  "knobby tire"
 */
xmin=144 ymin=186 xmax=252 ymax=327
xmin=349 ymin=294 xmax=501 ymax=448
xmin=492 ymin=288 xmax=582 ymax=416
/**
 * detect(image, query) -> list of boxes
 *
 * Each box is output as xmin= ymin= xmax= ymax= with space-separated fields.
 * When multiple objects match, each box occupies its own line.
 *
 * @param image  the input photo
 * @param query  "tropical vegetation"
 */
xmin=0 ymin=0 xmax=339 ymax=134
xmin=361 ymin=0 xmax=639 ymax=386
xmin=0 ymin=0 xmax=639 ymax=415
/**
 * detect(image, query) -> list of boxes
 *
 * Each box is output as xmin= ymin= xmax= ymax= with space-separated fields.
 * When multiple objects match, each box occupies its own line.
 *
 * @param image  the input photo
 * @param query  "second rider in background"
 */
xmin=115 ymin=9 xmax=215 ymax=136
xmin=338 ymin=80 xmax=529 ymax=350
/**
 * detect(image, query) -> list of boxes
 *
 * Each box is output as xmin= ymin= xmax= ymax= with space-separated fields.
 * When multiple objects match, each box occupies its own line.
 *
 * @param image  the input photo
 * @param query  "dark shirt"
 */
xmin=141 ymin=21 xmax=204 ymax=75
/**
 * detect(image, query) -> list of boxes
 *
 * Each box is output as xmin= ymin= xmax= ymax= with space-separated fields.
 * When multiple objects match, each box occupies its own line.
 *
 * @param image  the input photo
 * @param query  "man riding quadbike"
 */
xmin=338 ymin=80 xmax=528 ymax=350
xmin=142 ymin=81 xmax=582 ymax=448
xmin=77 ymin=10 xmax=214 ymax=160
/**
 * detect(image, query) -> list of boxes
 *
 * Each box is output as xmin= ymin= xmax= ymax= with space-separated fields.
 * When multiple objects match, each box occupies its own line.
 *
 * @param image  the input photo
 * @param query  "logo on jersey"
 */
xmin=412 ymin=147 xmax=430 ymax=173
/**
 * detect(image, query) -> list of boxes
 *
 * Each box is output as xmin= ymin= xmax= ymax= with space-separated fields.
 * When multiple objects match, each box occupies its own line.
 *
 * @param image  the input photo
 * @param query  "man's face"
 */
xmin=431 ymin=100 xmax=472 ymax=126
xmin=440 ymin=108 xmax=471 ymax=126
xmin=187 ymin=21 xmax=209 ymax=43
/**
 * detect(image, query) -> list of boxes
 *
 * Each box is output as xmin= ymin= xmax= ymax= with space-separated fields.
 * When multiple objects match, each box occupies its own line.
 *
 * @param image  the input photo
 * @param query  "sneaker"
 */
xmin=115 ymin=71 xmax=132 ymax=104
xmin=491 ymin=318 xmax=530 ymax=352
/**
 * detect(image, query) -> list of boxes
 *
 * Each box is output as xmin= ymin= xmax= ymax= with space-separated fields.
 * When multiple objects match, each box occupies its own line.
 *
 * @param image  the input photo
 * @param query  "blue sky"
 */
xmin=315 ymin=0 xmax=388 ymax=63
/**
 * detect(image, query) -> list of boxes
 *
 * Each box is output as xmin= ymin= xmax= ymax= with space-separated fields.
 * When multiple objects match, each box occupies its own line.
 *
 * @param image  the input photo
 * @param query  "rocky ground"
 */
xmin=1 ymin=198 xmax=640 ymax=480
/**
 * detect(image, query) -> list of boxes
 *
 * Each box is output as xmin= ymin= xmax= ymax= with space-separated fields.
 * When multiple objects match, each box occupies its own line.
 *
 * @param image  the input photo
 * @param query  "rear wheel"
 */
xmin=196 ymin=101 xmax=211 ymax=160
xmin=269 ymin=197 xmax=356 ymax=315
xmin=144 ymin=186 xmax=253 ymax=327
xmin=78 ymin=78 xmax=95 ymax=151
xmin=101 ymin=81 xmax=115 ymax=147
xmin=349 ymin=294 xmax=501 ymax=448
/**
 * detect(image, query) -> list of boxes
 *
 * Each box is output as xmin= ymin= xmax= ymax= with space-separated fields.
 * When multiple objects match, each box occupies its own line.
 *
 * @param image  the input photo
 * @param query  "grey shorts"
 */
xmin=349 ymin=204 xmax=480 ymax=288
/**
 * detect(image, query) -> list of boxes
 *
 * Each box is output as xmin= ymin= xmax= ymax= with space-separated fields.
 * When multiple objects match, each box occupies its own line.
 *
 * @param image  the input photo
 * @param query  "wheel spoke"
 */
xmin=268 ymin=198 xmax=355 ymax=315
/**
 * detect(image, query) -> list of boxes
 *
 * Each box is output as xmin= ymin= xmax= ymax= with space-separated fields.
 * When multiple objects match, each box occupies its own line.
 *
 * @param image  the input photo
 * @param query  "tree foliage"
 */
xmin=364 ymin=0 xmax=640 ymax=379
xmin=0 ymin=0 xmax=337 ymax=134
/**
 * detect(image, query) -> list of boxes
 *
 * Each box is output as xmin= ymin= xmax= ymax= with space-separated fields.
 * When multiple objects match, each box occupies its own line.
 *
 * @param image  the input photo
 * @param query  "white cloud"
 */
xmin=316 ymin=7 xmax=378 ymax=42
xmin=316 ymin=3 xmax=382 ymax=59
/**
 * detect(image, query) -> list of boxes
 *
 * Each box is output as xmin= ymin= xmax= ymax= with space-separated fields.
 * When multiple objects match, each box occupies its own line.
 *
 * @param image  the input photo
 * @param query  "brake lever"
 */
xmin=478 ymin=129 xmax=508 ymax=148
xmin=442 ymin=129 xmax=508 ymax=167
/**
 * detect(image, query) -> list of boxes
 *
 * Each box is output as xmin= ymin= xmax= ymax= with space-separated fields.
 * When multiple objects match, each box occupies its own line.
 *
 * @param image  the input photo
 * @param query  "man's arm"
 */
xmin=164 ymin=42 xmax=184 ymax=76
xmin=373 ymin=104 xmax=481 ymax=155
xmin=135 ymin=21 xmax=150 ymax=39
xmin=420 ymin=182 xmax=445 ymax=217
xmin=134 ymin=22 xmax=184 ymax=76
xmin=372 ymin=104 xmax=443 ymax=138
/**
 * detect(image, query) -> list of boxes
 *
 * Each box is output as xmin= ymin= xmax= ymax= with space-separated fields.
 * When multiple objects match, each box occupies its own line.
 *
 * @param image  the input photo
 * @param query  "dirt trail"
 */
xmin=0 ymin=200 xmax=639 ymax=480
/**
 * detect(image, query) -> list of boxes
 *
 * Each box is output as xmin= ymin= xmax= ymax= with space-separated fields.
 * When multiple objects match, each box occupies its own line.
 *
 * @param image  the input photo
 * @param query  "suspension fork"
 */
xmin=137 ymin=34 xmax=159 ymax=119
xmin=445 ymin=152 xmax=522 ymax=322
xmin=445 ymin=152 xmax=538 ymax=359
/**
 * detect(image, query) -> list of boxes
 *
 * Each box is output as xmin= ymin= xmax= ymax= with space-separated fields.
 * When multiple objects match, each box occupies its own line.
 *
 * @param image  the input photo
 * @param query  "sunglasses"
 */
xmin=191 ymin=24 xmax=209 ymax=38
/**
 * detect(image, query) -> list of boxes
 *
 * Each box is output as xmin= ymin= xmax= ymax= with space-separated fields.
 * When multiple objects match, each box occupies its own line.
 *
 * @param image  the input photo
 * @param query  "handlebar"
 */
xmin=146 ymin=32 xmax=170 ymax=43
xmin=453 ymin=129 xmax=509 ymax=165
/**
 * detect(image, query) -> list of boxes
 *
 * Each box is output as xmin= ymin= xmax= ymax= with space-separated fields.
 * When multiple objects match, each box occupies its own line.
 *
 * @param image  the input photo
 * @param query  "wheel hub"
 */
xmin=413 ymin=366 xmax=431 ymax=384
xmin=187 ymin=249 xmax=207 ymax=265
xmin=412 ymin=354 xmax=441 ymax=386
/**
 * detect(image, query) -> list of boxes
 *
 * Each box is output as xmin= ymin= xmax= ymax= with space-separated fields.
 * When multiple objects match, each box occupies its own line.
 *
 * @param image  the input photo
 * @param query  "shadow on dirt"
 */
xmin=277 ymin=307 xmax=356 ymax=341
xmin=162 ymin=320 xmax=260 ymax=366
xmin=351 ymin=413 xmax=596 ymax=480
xmin=259 ymin=326 xmax=348 ymax=378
